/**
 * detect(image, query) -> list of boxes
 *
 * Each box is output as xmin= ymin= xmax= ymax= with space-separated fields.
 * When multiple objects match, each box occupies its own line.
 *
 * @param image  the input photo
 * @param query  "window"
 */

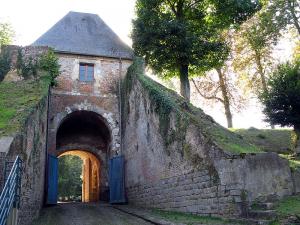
xmin=79 ymin=63 xmax=94 ymax=82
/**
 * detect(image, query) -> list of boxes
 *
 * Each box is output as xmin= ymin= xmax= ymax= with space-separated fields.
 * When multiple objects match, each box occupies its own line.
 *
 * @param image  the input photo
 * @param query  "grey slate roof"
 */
xmin=32 ymin=11 xmax=133 ymax=59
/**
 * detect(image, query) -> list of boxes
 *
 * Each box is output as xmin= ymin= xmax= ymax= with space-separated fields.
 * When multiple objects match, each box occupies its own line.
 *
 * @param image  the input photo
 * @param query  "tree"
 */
xmin=260 ymin=58 xmax=300 ymax=154
xmin=0 ymin=22 xmax=14 ymax=47
xmin=260 ymin=0 xmax=300 ymax=36
xmin=58 ymin=155 xmax=83 ymax=200
xmin=191 ymin=65 xmax=246 ymax=128
xmin=232 ymin=15 xmax=278 ymax=95
xmin=132 ymin=0 xmax=261 ymax=101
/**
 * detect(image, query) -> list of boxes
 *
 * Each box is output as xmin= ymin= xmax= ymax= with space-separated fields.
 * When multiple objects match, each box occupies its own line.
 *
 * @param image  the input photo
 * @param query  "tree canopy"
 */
xmin=132 ymin=0 xmax=261 ymax=101
xmin=260 ymin=58 xmax=300 ymax=128
xmin=0 ymin=22 xmax=14 ymax=47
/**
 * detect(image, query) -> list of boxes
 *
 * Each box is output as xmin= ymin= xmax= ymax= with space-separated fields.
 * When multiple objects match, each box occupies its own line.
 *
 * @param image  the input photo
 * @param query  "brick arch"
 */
xmin=56 ymin=110 xmax=112 ymax=154
xmin=50 ymin=101 xmax=120 ymax=156
xmin=53 ymin=109 xmax=114 ymax=201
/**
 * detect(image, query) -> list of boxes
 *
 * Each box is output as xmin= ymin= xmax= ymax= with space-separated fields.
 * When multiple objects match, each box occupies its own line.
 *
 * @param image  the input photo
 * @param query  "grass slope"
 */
xmin=232 ymin=128 xmax=294 ymax=154
xmin=125 ymin=58 xmax=263 ymax=154
xmin=0 ymin=75 xmax=50 ymax=136
xmin=152 ymin=209 xmax=243 ymax=224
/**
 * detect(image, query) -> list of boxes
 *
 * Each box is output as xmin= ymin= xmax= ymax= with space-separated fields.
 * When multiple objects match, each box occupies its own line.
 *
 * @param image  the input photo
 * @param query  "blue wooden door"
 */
xmin=47 ymin=154 xmax=58 ymax=204
xmin=109 ymin=155 xmax=126 ymax=204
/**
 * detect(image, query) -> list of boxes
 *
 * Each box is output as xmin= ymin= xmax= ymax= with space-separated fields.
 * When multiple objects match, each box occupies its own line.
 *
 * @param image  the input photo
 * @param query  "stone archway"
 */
xmin=58 ymin=150 xmax=100 ymax=202
xmin=55 ymin=110 xmax=112 ymax=201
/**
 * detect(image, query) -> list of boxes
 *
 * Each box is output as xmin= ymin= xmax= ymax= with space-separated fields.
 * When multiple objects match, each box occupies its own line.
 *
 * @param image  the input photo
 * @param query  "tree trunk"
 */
xmin=179 ymin=64 xmax=190 ymax=101
xmin=294 ymin=125 xmax=300 ymax=155
xmin=216 ymin=68 xmax=233 ymax=128
xmin=288 ymin=0 xmax=300 ymax=35
xmin=254 ymin=51 xmax=268 ymax=93
xmin=254 ymin=52 xmax=275 ymax=128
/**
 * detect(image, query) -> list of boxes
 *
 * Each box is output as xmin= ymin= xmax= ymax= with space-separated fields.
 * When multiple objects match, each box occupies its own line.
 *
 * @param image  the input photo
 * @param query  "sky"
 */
xmin=0 ymin=0 xmax=295 ymax=129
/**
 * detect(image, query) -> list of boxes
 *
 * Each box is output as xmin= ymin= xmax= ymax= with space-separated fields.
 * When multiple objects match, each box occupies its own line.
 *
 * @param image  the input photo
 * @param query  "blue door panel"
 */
xmin=47 ymin=154 xmax=58 ymax=205
xmin=109 ymin=155 xmax=125 ymax=204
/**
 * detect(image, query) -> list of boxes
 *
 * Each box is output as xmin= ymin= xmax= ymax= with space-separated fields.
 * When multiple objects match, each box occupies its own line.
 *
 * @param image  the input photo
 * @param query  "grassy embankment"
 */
xmin=0 ymin=75 xmax=50 ymax=136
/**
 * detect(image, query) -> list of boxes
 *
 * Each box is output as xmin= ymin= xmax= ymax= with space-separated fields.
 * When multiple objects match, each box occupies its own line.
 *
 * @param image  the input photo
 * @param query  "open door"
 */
xmin=109 ymin=155 xmax=125 ymax=204
xmin=47 ymin=154 xmax=58 ymax=204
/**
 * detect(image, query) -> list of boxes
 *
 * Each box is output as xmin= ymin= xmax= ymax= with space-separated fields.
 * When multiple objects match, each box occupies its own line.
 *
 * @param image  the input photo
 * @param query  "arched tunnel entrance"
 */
xmin=58 ymin=150 xmax=100 ymax=202
xmin=52 ymin=110 xmax=111 ymax=203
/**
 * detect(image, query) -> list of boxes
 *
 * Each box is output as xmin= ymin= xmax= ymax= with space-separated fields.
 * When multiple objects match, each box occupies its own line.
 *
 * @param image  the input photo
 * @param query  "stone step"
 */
xmin=251 ymin=202 xmax=275 ymax=210
xmin=248 ymin=210 xmax=277 ymax=220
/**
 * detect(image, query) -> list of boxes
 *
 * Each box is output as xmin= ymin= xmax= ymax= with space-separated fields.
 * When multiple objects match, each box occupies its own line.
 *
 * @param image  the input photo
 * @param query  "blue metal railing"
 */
xmin=0 ymin=156 xmax=22 ymax=225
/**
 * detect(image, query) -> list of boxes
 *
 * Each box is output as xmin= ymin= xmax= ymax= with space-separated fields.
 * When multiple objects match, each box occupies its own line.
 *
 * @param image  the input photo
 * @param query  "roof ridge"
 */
xmin=31 ymin=11 xmax=133 ymax=59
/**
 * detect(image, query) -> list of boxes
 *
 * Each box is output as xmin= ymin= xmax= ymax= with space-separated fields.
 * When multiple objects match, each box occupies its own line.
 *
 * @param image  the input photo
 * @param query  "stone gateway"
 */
xmin=0 ymin=11 xmax=299 ymax=225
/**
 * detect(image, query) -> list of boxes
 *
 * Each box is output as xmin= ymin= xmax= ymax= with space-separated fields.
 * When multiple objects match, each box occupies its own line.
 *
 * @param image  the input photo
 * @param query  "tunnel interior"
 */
xmin=56 ymin=110 xmax=111 ymax=152
xmin=56 ymin=111 xmax=111 ymax=202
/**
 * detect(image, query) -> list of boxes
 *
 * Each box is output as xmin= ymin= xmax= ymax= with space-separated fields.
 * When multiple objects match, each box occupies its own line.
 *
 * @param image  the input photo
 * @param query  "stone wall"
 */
xmin=4 ymin=95 xmax=48 ymax=225
xmin=127 ymin=169 xmax=243 ymax=216
xmin=122 ymin=78 xmax=241 ymax=216
xmin=122 ymin=60 xmax=296 ymax=217
xmin=214 ymin=153 xmax=294 ymax=202
xmin=292 ymin=169 xmax=300 ymax=194
xmin=0 ymin=137 xmax=14 ymax=190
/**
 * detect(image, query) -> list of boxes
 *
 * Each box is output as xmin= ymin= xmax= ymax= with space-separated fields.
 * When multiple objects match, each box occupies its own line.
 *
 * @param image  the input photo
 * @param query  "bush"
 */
xmin=0 ymin=48 xmax=11 ymax=82
xmin=260 ymin=59 xmax=300 ymax=128
xmin=38 ymin=49 xmax=60 ymax=86
xmin=16 ymin=49 xmax=38 ymax=80
xmin=260 ymin=58 xmax=300 ymax=152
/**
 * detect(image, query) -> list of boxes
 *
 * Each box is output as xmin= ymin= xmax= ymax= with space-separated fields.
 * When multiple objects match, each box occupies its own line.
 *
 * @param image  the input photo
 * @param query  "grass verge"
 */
xmin=232 ymin=128 xmax=294 ymax=154
xmin=152 ymin=209 xmax=244 ymax=225
xmin=0 ymin=74 xmax=50 ymax=136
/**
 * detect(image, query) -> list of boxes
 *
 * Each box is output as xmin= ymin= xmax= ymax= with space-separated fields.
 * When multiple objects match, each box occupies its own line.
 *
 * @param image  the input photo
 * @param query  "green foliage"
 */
xmin=124 ymin=58 xmax=263 ymax=155
xmin=260 ymin=59 xmax=300 ymax=128
xmin=0 ymin=22 xmax=14 ymax=47
xmin=132 ymin=0 xmax=260 ymax=100
xmin=38 ymin=49 xmax=60 ymax=86
xmin=260 ymin=0 xmax=300 ymax=35
xmin=16 ymin=49 xmax=38 ymax=80
xmin=16 ymin=48 xmax=59 ymax=84
xmin=0 ymin=75 xmax=50 ymax=136
xmin=275 ymin=194 xmax=300 ymax=218
xmin=0 ymin=48 xmax=11 ymax=82
xmin=58 ymin=155 xmax=83 ymax=200
xmin=279 ymin=154 xmax=300 ymax=171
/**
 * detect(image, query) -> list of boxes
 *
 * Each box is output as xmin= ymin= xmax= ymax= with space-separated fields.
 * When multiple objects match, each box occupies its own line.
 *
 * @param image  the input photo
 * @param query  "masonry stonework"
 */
xmin=47 ymin=53 xmax=132 ymax=200
xmin=122 ymin=63 xmax=296 ymax=217
xmin=4 ymin=95 xmax=48 ymax=225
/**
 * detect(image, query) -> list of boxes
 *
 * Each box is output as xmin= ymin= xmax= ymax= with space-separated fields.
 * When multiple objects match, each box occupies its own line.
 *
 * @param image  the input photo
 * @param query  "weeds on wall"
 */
xmin=38 ymin=49 xmax=60 ymax=86
xmin=16 ymin=48 xmax=60 ymax=86
xmin=123 ymin=58 xmax=262 ymax=155
xmin=16 ymin=49 xmax=38 ymax=79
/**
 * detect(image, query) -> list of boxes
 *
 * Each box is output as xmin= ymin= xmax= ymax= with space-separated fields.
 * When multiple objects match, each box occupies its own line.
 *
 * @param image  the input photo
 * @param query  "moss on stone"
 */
xmin=124 ymin=58 xmax=263 ymax=155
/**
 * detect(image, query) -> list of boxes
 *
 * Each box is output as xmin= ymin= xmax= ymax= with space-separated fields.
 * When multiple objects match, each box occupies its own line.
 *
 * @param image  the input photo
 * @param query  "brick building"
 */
xmin=32 ymin=11 xmax=133 ymax=202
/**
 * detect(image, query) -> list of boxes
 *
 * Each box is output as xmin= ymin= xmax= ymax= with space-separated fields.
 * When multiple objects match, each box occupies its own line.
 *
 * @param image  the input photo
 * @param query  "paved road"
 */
xmin=31 ymin=203 xmax=153 ymax=225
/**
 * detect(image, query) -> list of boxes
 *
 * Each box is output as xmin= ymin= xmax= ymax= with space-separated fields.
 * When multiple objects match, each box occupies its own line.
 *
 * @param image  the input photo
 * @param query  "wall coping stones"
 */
xmin=0 ymin=136 xmax=14 ymax=153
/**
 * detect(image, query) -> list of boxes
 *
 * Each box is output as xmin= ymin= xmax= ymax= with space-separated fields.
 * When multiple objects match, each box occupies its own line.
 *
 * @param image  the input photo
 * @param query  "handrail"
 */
xmin=0 ymin=156 xmax=22 ymax=225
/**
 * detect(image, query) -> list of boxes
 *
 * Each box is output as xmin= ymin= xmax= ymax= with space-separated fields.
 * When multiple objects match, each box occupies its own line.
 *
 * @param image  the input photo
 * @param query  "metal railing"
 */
xmin=0 ymin=156 xmax=22 ymax=225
